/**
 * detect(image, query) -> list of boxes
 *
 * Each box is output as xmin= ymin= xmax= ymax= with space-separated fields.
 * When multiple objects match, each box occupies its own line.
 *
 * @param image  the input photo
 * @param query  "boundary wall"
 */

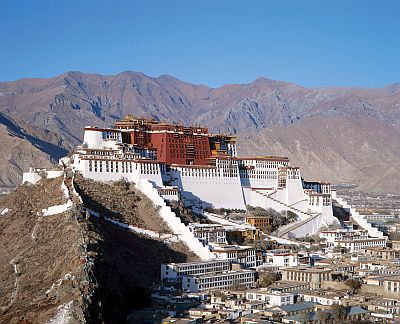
xmin=333 ymin=195 xmax=384 ymax=238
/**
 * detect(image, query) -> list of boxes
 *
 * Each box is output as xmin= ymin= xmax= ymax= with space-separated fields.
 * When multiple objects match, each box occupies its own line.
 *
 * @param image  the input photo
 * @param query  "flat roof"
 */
xmin=283 ymin=267 xmax=333 ymax=273
xmin=367 ymin=275 xmax=400 ymax=282
xmin=235 ymin=156 xmax=289 ymax=161
xmin=164 ymin=259 xmax=230 ymax=267
xmin=211 ymin=244 xmax=254 ymax=252
xmin=279 ymin=301 xmax=317 ymax=312
xmin=269 ymin=281 xmax=310 ymax=289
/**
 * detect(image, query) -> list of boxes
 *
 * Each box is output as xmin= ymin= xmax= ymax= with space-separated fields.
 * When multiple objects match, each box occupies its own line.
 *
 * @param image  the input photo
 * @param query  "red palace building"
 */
xmin=114 ymin=115 xmax=236 ymax=166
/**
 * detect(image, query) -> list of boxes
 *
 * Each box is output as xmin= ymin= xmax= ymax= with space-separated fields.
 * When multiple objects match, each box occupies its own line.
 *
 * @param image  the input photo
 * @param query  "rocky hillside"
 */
xmin=238 ymin=116 xmax=400 ymax=193
xmin=0 ymin=174 xmax=197 ymax=323
xmin=1 ymin=71 xmax=399 ymax=191
xmin=0 ymin=177 xmax=87 ymax=323
xmin=0 ymin=112 xmax=71 ymax=187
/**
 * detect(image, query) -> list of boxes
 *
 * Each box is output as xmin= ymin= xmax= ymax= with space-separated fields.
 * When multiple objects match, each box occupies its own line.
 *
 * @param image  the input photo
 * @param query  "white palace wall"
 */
xmin=171 ymin=167 xmax=246 ymax=210
xmin=288 ymin=212 xmax=335 ymax=238
xmin=77 ymin=159 xmax=164 ymax=188
xmin=83 ymin=129 xmax=104 ymax=149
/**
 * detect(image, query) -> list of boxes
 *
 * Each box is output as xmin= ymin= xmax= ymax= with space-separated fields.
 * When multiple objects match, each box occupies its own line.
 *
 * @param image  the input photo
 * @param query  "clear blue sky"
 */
xmin=0 ymin=0 xmax=399 ymax=87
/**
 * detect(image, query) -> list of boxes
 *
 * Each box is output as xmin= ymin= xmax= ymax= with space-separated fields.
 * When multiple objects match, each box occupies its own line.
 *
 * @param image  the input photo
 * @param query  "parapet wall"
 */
xmin=22 ymin=169 xmax=64 ymax=185
xmin=334 ymin=196 xmax=384 ymax=238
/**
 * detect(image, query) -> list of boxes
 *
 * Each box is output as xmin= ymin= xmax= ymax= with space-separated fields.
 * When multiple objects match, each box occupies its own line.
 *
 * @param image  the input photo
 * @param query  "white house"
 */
xmin=246 ymin=290 xmax=294 ymax=306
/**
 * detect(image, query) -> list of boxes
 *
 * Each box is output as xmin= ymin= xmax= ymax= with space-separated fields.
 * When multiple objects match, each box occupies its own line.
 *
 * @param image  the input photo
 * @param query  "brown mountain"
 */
xmin=0 ymin=71 xmax=399 ymax=191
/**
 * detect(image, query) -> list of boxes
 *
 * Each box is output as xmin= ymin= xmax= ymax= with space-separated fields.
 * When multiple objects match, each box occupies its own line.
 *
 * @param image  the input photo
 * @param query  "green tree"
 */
xmin=317 ymin=311 xmax=331 ymax=323
xmin=212 ymin=290 xmax=227 ymax=301
xmin=258 ymin=271 xmax=276 ymax=287
xmin=299 ymin=312 xmax=310 ymax=324
xmin=345 ymin=279 xmax=362 ymax=292
xmin=331 ymin=304 xmax=346 ymax=323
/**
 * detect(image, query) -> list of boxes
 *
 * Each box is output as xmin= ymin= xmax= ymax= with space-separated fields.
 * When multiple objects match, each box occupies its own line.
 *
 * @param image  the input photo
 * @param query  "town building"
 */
xmin=182 ymin=269 xmax=256 ymax=292
xmin=281 ymin=267 xmax=332 ymax=289
xmin=363 ymin=247 xmax=400 ymax=260
xmin=268 ymin=281 xmax=310 ymax=293
xmin=263 ymin=249 xmax=299 ymax=268
xmin=161 ymin=260 xmax=231 ymax=282
xmin=210 ymin=244 xmax=259 ymax=268
xmin=319 ymin=229 xmax=387 ymax=252
xmin=244 ymin=215 xmax=271 ymax=232
xmin=298 ymin=291 xmax=346 ymax=306
xmin=319 ymin=229 xmax=368 ymax=243
xmin=188 ymin=223 xmax=228 ymax=246
xmin=246 ymin=290 xmax=294 ymax=306
xmin=227 ymin=228 xmax=262 ymax=243
xmin=365 ymin=275 xmax=400 ymax=297
xmin=336 ymin=238 xmax=387 ymax=253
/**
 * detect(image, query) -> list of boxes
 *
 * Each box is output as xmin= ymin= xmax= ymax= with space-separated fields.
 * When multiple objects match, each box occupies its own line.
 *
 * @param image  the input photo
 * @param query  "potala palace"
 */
xmin=23 ymin=115 xmax=386 ymax=243
xmin=66 ymin=115 xmax=338 ymax=236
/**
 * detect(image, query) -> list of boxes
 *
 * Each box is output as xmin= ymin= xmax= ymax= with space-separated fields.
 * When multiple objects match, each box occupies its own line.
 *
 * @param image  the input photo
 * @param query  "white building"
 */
xmin=336 ymin=238 xmax=387 ymax=253
xmin=263 ymin=249 xmax=299 ymax=268
xmin=210 ymin=244 xmax=258 ymax=268
xmin=357 ymin=261 xmax=399 ymax=276
xmin=299 ymin=291 xmax=344 ymax=305
xmin=22 ymin=168 xmax=64 ymax=185
xmin=246 ymin=290 xmax=294 ymax=306
xmin=188 ymin=223 xmax=228 ymax=245
xmin=182 ymin=269 xmax=256 ymax=292
xmin=320 ymin=229 xmax=369 ymax=243
xmin=161 ymin=260 xmax=231 ymax=282
xmin=319 ymin=229 xmax=386 ymax=252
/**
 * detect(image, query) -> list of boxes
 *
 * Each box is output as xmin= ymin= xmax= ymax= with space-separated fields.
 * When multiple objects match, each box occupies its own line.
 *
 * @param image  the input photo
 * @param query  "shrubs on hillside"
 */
xmin=246 ymin=206 xmax=298 ymax=233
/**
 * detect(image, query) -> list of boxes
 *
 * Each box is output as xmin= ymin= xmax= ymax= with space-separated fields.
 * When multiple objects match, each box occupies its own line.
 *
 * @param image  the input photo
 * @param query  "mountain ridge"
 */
xmin=1 ymin=71 xmax=399 ymax=192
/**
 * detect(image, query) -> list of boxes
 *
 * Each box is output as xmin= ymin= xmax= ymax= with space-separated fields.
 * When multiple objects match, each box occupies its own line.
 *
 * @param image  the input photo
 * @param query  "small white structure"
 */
xmin=299 ymin=291 xmax=344 ymax=305
xmin=320 ymin=229 xmax=369 ymax=243
xmin=320 ymin=229 xmax=387 ymax=252
xmin=336 ymin=238 xmax=387 ymax=253
xmin=264 ymin=249 xmax=299 ymax=268
xmin=22 ymin=168 xmax=64 ymax=185
xmin=246 ymin=290 xmax=294 ymax=306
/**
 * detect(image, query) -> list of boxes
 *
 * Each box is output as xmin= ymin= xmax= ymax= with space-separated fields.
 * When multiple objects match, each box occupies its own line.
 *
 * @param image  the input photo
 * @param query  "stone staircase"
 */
xmin=138 ymin=180 xmax=215 ymax=260
xmin=254 ymin=189 xmax=315 ymax=220
xmin=274 ymin=212 xmax=322 ymax=237
xmin=253 ymin=189 xmax=321 ymax=238
xmin=333 ymin=196 xmax=384 ymax=238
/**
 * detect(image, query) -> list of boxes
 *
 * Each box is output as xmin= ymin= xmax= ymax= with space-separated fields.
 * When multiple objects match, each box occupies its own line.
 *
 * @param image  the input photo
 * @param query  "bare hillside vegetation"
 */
xmin=0 ymin=178 xmax=87 ymax=323
xmin=0 ymin=175 xmax=197 ymax=323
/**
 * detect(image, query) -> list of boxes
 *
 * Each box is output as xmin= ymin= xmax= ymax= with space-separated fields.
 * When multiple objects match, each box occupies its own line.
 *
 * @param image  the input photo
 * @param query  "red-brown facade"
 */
xmin=115 ymin=116 xmax=212 ymax=165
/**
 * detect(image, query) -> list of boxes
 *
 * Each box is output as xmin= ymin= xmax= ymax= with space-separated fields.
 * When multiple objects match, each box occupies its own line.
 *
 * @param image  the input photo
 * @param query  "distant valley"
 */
xmin=0 ymin=71 xmax=399 ymax=192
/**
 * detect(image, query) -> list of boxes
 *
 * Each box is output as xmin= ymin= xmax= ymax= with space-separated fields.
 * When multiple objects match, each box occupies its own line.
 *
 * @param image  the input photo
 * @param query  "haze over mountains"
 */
xmin=0 ymin=71 xmax=399 ymax=192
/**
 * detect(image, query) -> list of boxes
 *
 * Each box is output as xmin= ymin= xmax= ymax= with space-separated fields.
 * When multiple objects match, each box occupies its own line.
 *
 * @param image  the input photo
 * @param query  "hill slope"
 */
xmin=0 ymin=174 xmax=196 ymax=323
xmin=238 ymin=116 xmax=400 ymax=193
xmin=1 ymin=71 xmax=399 ymax=191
